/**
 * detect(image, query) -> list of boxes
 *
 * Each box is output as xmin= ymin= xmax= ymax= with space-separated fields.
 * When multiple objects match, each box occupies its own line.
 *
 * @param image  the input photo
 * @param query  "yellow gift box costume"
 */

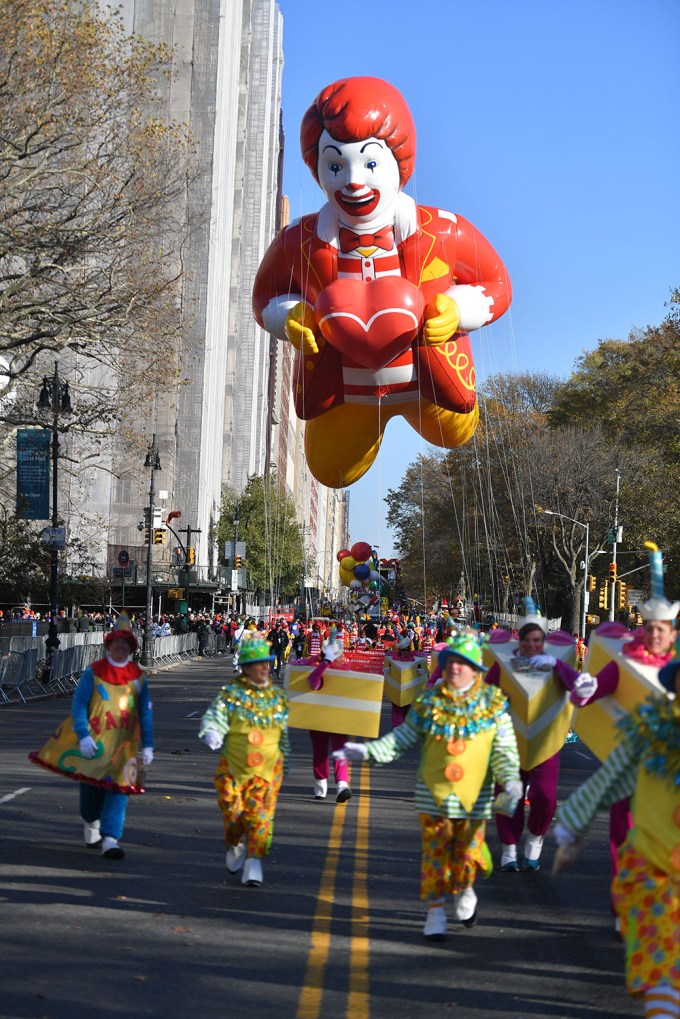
xmin=29 ymin=658 xmax=151 ymax=795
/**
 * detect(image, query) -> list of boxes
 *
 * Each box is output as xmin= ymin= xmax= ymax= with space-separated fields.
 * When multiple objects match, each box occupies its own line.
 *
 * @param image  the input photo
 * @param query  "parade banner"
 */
xmin=16 ymin=429 xmax=50 ymax=520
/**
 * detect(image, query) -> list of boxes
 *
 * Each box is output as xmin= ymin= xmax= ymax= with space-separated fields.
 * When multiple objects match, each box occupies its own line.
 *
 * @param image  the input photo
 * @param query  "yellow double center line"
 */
xmin=296 ymin=762 xmax=371 ymax=1019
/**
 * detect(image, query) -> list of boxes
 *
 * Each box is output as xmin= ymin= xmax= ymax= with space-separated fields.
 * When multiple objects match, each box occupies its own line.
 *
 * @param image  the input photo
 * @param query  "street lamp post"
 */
xmin=541 ymin=509 xmax=589 ymax=638
xmin=37 ymin=362 xmax=72 ymax=667
xmin=140 ymin=435 xmax=161 ymax=668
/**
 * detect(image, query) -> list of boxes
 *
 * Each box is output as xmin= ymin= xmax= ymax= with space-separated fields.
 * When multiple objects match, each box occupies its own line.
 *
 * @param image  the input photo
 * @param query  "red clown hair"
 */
xmin=300 ymin=77 xmax=416 ymax=188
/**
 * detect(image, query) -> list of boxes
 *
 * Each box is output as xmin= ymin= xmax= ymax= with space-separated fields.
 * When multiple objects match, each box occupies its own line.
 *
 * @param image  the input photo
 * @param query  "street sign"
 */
xmin=16 ymin=429 xmax=50 ymax=520
xmin=607 ymin=526 xmax=623 ymax=544
xmin=40 ymin=526 xmax=66 ymax=550
xmin=231 ymin=569 xmax=239 ymax=592
xmin=625 ymin=588 xmax=645 ymax=608
xmin=117 ymin=549 xmax=130 ymax=567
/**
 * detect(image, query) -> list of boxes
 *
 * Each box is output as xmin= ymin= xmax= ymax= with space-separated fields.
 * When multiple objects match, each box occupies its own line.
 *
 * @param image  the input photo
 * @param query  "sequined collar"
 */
xmin=618 ymin=696 xmax=680 ymax=787
xmin=412 ymin=680 xmax=508 ymax=740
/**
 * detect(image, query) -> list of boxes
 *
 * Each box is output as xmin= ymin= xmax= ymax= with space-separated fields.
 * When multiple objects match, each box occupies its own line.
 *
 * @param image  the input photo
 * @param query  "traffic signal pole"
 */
xmin=609 ymin=468 xmax=621 ymax=621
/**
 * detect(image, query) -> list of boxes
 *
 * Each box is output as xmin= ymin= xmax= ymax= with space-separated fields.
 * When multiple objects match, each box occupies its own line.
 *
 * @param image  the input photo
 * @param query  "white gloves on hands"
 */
xmin=332 ymin=742 xmax=368 ymax=763
xmin=528 ymin=654 xmax=557 ymax=669
xmin=322 ymin=642 xmax=343 ymax=663
xmin=201 ymin=729 xmax=223 ymax=751
xmin=572 ymin=672 xmax=598 ymax=702
xmin=141 ymin=747 xmax=154 ymax=768
xmin=552 ymin=822 xmax=585 ymax=875
xmin=79 ymin=736 xmax=98 ymax=759
xmin=493 ymin=779 xmax=523 ymax=816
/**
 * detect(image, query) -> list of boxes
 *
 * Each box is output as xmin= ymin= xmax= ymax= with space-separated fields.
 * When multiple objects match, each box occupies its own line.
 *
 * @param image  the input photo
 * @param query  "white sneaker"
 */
xmin=226 ymin=841 xmax=246 ymax=874
xmin=454 ymin=886 xmax=477 ymax=926
xmin=101 ymin=836 xmax=125 ymax=860
xmin=336 ymin=781 xmax=352 ymax=803
xmin=83 ymin=819 xmax=101 ymax=847
xmin=423 ymin=905 xmax=447 ymax=940
xmin=314 ymin=779 xmax=328 ymax=800
xmin=241 ymin=858 xmax=263 ymax=887
xmin=500 ymin=843 xmax=519 ymax=872
xmin=523 ymin=833 xmax=544 ymax=870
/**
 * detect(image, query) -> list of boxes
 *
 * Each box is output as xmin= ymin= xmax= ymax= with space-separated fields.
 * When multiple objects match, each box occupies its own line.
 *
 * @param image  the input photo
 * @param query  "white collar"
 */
xmin=107 ymin=654 xmax=131 ymax=668
xmin=316 ymin=192 xmax=418 ymax=248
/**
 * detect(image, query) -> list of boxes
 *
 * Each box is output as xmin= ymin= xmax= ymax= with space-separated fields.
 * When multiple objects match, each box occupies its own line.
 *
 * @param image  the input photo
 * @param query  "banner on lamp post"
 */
xmin=16 ymin=429 xmax=50 ymax=520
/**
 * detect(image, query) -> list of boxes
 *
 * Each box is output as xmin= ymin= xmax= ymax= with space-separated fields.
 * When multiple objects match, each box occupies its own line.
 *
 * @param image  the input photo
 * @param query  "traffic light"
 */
xmin=143 ymin=507 xmax=151 ymax=545
xmin=153 ymin=528 xmax=165 ymax=545
xmin=234 ymin=554 xmax=242 ymax=570
xmin=188 ymin=546 xmax=196 ymax=565
xmin=587 ymin=575 xmax=596 ymax=593
xmin=608 ymin=562 xmax=617 ymax=582
xmin=616 ymin=581 xmax=627 ymax=611
xmin=598 ymin=582 xmax=609 ymax=610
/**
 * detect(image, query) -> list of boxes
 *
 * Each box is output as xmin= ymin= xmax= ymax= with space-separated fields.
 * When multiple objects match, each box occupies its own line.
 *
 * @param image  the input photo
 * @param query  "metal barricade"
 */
xmin=150 ymin=632 xmax=198 ymax=666
xmin=0 ymin=649 xmax=40 ymax=703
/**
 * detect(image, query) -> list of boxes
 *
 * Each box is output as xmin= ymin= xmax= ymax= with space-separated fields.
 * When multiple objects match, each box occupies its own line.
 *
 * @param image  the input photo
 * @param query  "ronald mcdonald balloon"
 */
xmin=253 ymin=76 xmax=512 ymax=488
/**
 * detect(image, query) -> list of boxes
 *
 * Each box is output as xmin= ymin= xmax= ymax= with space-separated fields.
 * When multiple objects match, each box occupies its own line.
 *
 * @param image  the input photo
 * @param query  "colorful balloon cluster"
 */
xmin=336 ymin=541 xmax=381 ymax=593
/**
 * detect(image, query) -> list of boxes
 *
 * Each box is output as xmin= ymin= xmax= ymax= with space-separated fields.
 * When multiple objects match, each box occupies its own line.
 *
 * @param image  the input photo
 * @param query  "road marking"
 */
xmin=347 ymin=762 xmax=370 ymax=1019
xmin=0 ymin=787 xmax=31 ymax=806
xmin=296 ymin=791 xmax=349 ymax=1019
xmin=574 ymin=751 xmax=592 ymax=760
xmin=184 ymin=710 xmax=199 ymax=718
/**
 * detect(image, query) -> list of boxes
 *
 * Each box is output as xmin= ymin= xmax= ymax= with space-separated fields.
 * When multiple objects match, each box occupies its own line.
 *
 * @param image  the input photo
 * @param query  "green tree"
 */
xmin=0 ymin=0 xmax=194 ymax=399
xmin=216 ymin=477 xmax=307 ymax=601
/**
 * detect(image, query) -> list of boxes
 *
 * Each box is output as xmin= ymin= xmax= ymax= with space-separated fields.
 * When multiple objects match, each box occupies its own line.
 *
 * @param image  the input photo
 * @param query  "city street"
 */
xmin=1 ymin=658 xmax=640 ymax=1019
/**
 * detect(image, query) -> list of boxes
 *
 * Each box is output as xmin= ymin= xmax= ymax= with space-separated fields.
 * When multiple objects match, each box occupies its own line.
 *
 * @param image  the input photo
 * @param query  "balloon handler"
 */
xmin=28 ymin=613 xmax=153 ymax=860
xmin=334 ymin=633 xmax=522 ymax=941
xmin=553 ymin=645 xmax=680 ymax=1017
xmin=199 ymin=633 xmax=290 ymax=888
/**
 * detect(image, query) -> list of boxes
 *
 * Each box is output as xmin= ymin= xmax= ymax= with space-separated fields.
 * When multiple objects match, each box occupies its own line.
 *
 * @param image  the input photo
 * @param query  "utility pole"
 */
xmin=609 ymin=468 xmax=621 ymax=622
xmin=232 ymin=503 xmax=240 ymax=615
xmin=179 ymin=523 xmax=201 ymax=611
xmin=140 ymin=435 xmax=161 ymax=668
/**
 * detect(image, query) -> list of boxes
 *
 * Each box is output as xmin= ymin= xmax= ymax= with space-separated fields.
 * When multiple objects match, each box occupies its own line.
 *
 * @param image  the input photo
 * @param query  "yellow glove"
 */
xmin=285 ymin=301 xmax=319 ymax=354
xmin=422 ymin=293 xmax=460 ymax=345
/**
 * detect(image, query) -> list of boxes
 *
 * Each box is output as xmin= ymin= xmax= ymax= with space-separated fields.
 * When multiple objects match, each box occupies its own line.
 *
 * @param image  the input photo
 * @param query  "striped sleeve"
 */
xmin=198 ymin=690 xmax=231 ymax=740
xmin=489 ymin=712 xmax=521 ymax=786
xmin=557 ymin=739 xmax=638 ymax=839
xmin=366 ymin=715 xmax=423 ymax=765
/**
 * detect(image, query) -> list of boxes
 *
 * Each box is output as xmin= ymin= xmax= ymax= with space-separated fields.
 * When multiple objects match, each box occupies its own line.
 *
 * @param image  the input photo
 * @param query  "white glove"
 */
xmin=79 ymin=736 xmax=98 ymax=759
xmin=493 ymin=779 xmax=523 ymax=816
xmin=504 ymin=780 xmax=523 ymax=801
xmin=572 ymin=672 xmax=598 ymax=701
xmin=141 ymin=747 xmax=154 ymax=767
xmin=553 ymin=822 xmax=577 ymax=847
xmin=201 ymin=729 xmax=223 ymax=751
xmin=323 ymin=643 xmax=343 ymax=663
xmin=528 ymin=654 xmax=557 ymax=668
xmin=332 ymin=741 xmax=368 ymax=763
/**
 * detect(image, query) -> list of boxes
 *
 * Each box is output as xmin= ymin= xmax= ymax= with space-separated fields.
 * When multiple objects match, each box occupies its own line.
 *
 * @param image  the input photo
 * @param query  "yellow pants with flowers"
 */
xmin=214 ymin=756 xmax=283 ymax=858
xmin=419 ymin=814 xmax=489 ymax=900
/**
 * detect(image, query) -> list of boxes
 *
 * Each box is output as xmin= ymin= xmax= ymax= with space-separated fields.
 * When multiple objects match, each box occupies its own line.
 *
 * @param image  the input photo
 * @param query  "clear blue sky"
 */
xmin=276 ymin=0 xmax=680 ymax=557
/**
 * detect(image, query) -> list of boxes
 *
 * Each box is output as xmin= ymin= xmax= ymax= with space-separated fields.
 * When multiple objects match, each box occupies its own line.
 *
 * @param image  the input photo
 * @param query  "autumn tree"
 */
xmin=0 ymin=0 xmax=194 ymax=403
xmin=216 ymin=478 xmax=308 ymax=602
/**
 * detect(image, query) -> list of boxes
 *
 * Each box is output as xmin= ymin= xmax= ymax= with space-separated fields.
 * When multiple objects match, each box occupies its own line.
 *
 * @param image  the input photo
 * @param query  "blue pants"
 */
xmin=79 ymin=784 xmax=128 ymax=840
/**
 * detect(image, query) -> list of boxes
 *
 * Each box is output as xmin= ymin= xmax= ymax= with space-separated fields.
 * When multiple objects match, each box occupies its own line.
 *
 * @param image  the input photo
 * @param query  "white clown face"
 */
xmin=317 ymin=130 xmax=401 ymax=225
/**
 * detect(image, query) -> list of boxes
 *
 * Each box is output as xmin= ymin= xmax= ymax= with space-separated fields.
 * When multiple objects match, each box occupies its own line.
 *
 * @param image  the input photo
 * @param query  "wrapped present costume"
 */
xmin=357 ymin=635 xmax=520 ymax=937
xmin=557 ymin=674 xmax=680 ymax=1003
xmin=199 ymin=638 xmax=290 ymax=864
xmin=28 ymin=614 xmax=152 ymax=855
xmin=572 ymin=543 xmax=679 ymax=885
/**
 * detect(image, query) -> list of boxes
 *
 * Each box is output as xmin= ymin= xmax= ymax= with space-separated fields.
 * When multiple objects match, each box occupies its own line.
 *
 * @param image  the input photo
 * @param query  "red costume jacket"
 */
xmin=253 ymin=205 xmax=511 ymax=420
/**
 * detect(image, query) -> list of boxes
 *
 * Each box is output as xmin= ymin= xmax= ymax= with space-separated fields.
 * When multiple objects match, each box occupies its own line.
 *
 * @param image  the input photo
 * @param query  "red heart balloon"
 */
xmin=315 ymin=277 xmax=425 ymax=370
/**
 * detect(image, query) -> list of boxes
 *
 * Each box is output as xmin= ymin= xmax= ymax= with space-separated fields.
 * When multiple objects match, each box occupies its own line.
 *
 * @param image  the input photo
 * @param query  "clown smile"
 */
xmin=334 ymin=188 xmax=381 ymax=217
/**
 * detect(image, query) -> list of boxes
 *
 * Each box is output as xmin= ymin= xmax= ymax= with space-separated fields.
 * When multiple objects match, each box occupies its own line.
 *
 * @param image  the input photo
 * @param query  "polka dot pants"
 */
xmin=419 ymin=814 xmax=489 ymax=901
xmin=214 ymin=757 xmax=283 ymax=858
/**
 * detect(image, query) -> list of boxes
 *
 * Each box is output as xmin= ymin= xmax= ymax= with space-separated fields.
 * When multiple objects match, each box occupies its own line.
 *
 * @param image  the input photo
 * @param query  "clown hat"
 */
xmin=438 ymin=632 xmax=487 ymax=673
xmin=238 ymin=633 xmax=275 ymax=664
xmin=104 ymin=610 xmax=138 ymax=651
xmin=519 ymin=596 xmax=548 ymax=635
xmin=640 ymin=541 xmax=679 ymax=622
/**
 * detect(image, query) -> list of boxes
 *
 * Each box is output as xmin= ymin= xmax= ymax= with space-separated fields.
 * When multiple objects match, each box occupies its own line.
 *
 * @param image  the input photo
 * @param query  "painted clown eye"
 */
xmin=365 ymin=159 xmax=378 ymax=171
xmin=328 ymin=161 xmax=342 ymax=175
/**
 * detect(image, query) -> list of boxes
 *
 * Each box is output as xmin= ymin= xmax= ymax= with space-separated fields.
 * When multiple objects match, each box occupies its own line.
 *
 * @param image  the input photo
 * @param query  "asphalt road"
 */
xmin=0 ymin=657 xmax=641 ymax=1019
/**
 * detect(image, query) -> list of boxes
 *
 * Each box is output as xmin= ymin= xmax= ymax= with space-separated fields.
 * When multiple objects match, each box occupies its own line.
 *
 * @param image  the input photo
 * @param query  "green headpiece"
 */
xmin=239 ymin=633 xmax=275 ymax=665
xmin=438 ymin=632 xmax=487 ymax=673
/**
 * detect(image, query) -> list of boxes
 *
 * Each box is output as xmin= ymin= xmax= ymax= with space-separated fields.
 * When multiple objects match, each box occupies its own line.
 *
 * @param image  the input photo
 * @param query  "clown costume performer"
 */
xmin=199 ymin=634 xmax=290 ymax=888
xmin=335 ymin=634 xmax=521 ymax=940
xmin=554 ymin=645 xmax=680 ymax=1018
xmin=29 ymin=613 xmax=153 ymax=860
